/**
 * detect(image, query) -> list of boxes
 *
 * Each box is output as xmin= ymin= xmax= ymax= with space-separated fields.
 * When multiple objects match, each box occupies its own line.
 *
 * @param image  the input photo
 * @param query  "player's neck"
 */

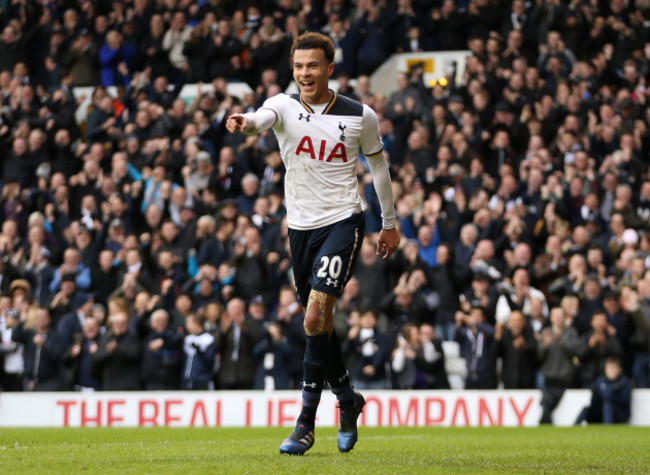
xmin=301 ymin=89 xmax=333 ymax=105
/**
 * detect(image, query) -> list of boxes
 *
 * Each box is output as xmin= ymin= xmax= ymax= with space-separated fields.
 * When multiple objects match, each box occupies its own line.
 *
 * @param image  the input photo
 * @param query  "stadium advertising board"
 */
xmin=1 ymin=391 xmax=538 ymax=427
xmin=1 ymin=390 xmax=649 ymax=427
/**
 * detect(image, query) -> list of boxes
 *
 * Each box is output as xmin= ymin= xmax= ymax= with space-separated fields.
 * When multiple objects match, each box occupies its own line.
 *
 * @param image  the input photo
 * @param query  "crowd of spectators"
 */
xmin=0 ymin=0 xmax=649 ymax=424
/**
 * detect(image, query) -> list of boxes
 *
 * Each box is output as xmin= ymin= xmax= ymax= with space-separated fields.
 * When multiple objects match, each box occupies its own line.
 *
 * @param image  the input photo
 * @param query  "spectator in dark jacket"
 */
xmin=56 ymin=291 xmax=94 ymax=349
xmin=205 ymin=20 xmax=243 ymax=80
xmin=182 ymin=21 xmax=211 ymax=83
xmin=576 ymin=311 xmax=623 ymax=388
xmin=233 ymin=226 xmax=273 ymax=304
xmin=430 ymin=243 xmax=461 ymax=341
xmin=217 ymin=298 xmax=257 ymax=389
xmin=141 ymin=309 xmax=183 ymax=390
xmin=0 ymin=25 xmax=22 ymax=72
xmin=12 ymin=307 xmax=66 ymax=391
xmin=349 ymin=5 xmax=389 ymax=76
xmin=62 ymin=317 xmax=101 ymax=391
xmin=22 ymin=234 xmax=55 ymax=308
xmin=252 ymin=322 xmax=291 ymax=390
xmin=575 ymin=357 xmax=632 ymax=425
xmin=428 ymin=0 xmax=469 ymax=51
xmin=85 ymin=95 xmax=120 ymax=146
xmin=454 ymin=305 xmax=497 ymax=389
xmin=200 ymin=217 xmax=234 ymax=269
xmin=90 ymin=249 xmax=120 ymax=306
xmin=92 ymin=311 xmax=142 ymax=390
xmin=49 ymin=128 xmax=82 ymax=183
xmin=48 ymin=273 xmax=78 ymax=325
xmin=193 ymin=216 xmax=218 ymax=266
xmin=495 ymin=310 xmax=537 ymax=389
xmin=62 ymin=29 xmax=99 ymax=87
xmin=416 ymin=323 xmax=450 ymax=389
xmin=139 ymin=14 xmax=170 ymax=80
xmin=5 ymin=137 xmax=34 ymax=189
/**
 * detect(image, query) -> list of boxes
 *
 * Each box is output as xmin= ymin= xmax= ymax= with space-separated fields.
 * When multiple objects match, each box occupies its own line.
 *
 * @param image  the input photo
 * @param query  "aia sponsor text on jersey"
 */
xmin=295 ymin=136 xmax=348 ymax=163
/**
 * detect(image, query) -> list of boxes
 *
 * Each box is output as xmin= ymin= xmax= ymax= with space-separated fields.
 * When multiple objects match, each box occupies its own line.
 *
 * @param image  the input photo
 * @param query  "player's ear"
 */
xmin=327 ymin=62 xmax=334 ymax=77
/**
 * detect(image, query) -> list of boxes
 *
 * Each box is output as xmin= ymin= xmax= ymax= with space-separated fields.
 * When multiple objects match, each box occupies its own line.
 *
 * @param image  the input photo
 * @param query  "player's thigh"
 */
xmin=288 ymin=227 xmax=316 ymax=308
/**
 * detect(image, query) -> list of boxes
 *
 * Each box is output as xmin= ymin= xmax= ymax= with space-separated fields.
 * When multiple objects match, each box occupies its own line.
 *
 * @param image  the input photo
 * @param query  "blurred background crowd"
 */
xmin=0 ymin=0 xmax=649 ymax=421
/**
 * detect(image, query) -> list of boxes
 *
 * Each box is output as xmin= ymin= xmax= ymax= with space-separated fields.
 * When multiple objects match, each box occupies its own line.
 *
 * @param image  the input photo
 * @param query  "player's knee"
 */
xmin=303 ymin=313 xmax=323 ymax=335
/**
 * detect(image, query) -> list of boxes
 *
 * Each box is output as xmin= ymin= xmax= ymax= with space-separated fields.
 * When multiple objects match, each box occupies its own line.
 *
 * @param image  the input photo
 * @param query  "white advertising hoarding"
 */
xmin=1 ymin=390 xmax=648 ymax=428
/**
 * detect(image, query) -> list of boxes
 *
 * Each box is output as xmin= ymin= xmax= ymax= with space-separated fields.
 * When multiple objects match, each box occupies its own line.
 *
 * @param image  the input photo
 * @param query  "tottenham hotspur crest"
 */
xmin=338 ymin=122 xmax=346 ymax=141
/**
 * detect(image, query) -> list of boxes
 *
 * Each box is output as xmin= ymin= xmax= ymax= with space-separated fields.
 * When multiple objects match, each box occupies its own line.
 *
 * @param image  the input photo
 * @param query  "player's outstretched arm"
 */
xmin=226 ymin=108 xmax=277 ymax=136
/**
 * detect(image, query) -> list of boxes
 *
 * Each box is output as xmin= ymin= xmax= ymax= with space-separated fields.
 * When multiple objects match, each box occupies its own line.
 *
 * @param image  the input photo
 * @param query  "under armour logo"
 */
xmin=338 ymin=122 xmax=346 ymax=141
xmin=326 ymin=278 xmax=339 ymax=288
xmin=303 ymin=381 xmax=318 ymax=389
xmin=299 ymin=113 xmax=311 ymax=122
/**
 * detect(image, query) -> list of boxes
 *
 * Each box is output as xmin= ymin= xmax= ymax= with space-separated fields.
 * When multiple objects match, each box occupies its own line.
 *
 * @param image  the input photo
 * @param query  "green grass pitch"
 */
xmin=1 ymin=426 xmax=648 ymax=473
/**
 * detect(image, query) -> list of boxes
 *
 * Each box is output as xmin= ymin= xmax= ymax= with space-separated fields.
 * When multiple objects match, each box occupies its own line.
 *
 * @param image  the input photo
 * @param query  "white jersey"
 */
xmin=259 ymin=92 xmax=385 ymax=230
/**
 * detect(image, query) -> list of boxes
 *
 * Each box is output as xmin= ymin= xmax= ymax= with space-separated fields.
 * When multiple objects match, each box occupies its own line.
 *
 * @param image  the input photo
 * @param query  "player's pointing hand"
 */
xmin=226 ymin=113 xmax=248 ymax=134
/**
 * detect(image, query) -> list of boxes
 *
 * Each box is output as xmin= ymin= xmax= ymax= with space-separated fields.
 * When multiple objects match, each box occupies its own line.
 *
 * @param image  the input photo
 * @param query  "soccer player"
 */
xmin=226 ymin=31 xmax=400 ymax=455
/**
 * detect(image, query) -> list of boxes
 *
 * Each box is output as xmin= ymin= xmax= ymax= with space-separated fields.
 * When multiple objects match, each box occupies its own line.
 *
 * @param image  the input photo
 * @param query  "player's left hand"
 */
xmin=377 ymin=228 xmax=400 ymax=259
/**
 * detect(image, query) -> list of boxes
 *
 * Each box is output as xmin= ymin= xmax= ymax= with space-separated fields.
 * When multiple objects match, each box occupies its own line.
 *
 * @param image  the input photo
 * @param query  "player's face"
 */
xmin=292 ymin=48 xmax=333 ymax=104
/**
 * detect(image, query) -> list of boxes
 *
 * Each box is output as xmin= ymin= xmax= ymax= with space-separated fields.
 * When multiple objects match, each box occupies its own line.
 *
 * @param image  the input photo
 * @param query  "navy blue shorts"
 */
xmin=289 ymin=212 xmax=365 ymax=308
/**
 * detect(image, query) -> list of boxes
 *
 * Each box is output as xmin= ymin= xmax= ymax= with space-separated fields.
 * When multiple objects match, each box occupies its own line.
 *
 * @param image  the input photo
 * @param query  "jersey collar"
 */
xmin=299 ymin=89 xmax=337 ymax=115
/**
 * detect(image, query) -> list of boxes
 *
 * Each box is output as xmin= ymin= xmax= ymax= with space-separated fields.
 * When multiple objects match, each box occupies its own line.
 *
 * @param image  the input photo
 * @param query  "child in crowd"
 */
xmin=182 ymin=314 xmax=216 ymax=390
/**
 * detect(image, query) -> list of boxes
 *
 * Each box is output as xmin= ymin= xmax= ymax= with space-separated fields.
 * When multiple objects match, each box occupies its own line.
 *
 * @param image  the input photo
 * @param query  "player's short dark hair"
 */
xmin=291 ymin=32 xmax=335 ymax=64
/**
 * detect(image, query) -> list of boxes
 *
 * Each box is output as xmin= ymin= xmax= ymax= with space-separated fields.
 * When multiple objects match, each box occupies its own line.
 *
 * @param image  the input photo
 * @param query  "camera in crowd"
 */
xmin=495 ymin=281 xmax=515 ymax=295
xmin=6 ymin=308 xmax=20 ymax=319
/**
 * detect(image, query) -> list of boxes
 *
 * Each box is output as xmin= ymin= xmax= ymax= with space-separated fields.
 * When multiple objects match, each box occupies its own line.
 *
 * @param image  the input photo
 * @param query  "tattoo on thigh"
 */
xmin=307 ymin=291 xmax=328 ymax=335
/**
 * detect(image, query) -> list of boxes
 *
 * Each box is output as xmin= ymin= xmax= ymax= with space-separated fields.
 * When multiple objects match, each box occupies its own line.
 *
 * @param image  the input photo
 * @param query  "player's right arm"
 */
xmin=360 ymin=104 xmax=400 ymax=258
xmin=226 ymin=108 xmax=278 ymax=135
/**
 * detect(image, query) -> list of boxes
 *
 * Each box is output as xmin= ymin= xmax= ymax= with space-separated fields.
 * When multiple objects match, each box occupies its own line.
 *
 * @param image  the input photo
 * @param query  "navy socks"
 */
xmin=299 ymin=333 xmax=330 ymax=423
xmin=327 ymin=329 xmax=355 ymax=403
xmin=299 ymin=330 xmax=355 ymax=424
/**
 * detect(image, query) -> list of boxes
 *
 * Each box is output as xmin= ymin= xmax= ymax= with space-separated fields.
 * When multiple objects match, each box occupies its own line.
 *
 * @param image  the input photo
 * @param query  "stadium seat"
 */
xmin=442 ymin=341 xmax=460 ymax=358
xmin=442 ymin=341 xmax=467 ymax=389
